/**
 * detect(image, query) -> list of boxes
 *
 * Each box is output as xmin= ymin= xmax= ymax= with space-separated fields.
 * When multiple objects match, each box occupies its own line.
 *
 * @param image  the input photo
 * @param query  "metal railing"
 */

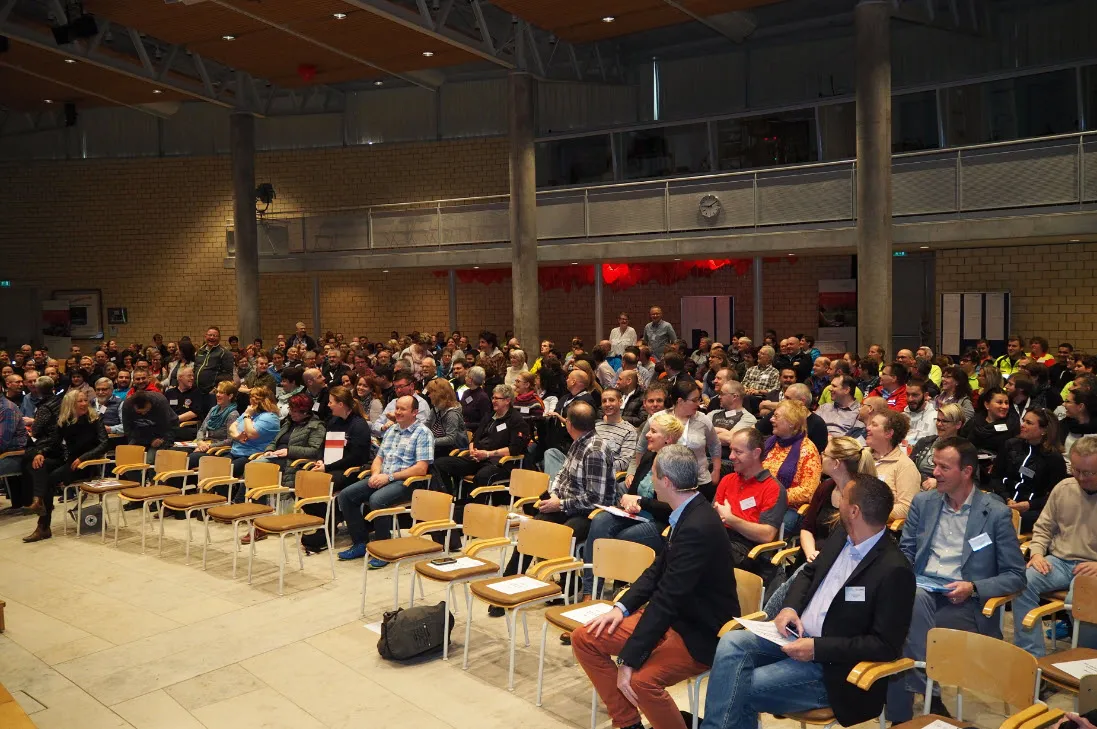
xmin=234 ymin=131 xmax=1097 ymax=256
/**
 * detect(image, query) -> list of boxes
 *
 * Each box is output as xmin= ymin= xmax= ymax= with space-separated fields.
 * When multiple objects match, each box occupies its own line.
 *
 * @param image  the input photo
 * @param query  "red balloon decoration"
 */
xmin=297 ymin=64 xmax=317 ymax=83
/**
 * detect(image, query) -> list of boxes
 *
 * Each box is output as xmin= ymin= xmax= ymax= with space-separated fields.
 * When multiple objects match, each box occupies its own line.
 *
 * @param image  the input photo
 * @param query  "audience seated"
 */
xmin=164 ymin=366 xmax=207 ymax=441
xmin=760 ymin=399 xmax=821 ymax=533
xmin=800 ymin=436 xmax=876 ymax=563
xmin=424 ymin=379 xmax=468 ymax=460
xmin=259 ymin=392 xmax=325 ymax=488
xmin=714 ymin=427 xmax=787 ymax=578
xmin=188 ymin=381 xmax=239 ymax=468
xmin=91 ymin=377 xmax=122 ymax=429
xmin=870 ymin=361 xmax=909 ymax=412
xmin=224 ymin=386 xmax=279 ymax=478
xmin=373 ymin=371 xmax=429 ymax=435
xmin=816 ymin=373 xmax=862 ymax=439
xmin=593 ymin=388 xmax=637 ymax=476
xmin=666 ymin=380 xmax=721 ymax=501
xmin=757 ymin=367 xmax=798 ymax=417
xmin=573 ymin=444 xmax=739 ymax=729
xmin=710 ymin=381 xmax=758 ymax=472
xmin=909 ymin=403 xmax=965 ymax=483
xmin=991 ymin=407 xmax=1066 ymax=533
xmin=615 ymin=370 xmax=644 ymax=426
xmin=865 ymin=409 xmax=920 ymax=521
xmin=756 ymin=383 xmax=828 ymax=456
xmin=963 ymin=387 xmax=1020 ymax=454
xmin=540 ymin=369 xmax=597 ymax=474
xmin=1060 ymin=383 xmax=1097 ymax=456
xmin=302 ymin=367 xmax=331 ymax=422
xmin=458 ymin=365 xmax=492 ymax=432
xmin=741 ymin=345 xmax=779 ymax=398
xmin=434 ymin=383 xmax=531 ymax=496
xmin=902 ymin=379 xmax=937 ymax=445
xmin=888 ymin=436 xmax=1026 ymax=722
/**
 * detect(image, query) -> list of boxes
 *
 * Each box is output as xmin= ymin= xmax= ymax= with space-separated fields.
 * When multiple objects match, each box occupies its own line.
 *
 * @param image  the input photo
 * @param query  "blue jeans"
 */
xmin=782 ymin=509 xmax=803 ymax=538
xmin=581 ymin=512 xmax=665 ymax=596
xmin=1013 ymin=555 xmax=1080 ymax=657
xmin=544 ymin=447 xmax=566 ymax=481
xmin=700 ymin=630 xmax=829 ymax=729
xmin=337 ymin=478 xmax=414 ymax=545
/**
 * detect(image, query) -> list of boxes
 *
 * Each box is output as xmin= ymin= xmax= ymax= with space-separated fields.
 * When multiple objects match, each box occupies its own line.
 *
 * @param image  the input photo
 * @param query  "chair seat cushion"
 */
xmin=120 ymin=486 xmax=180 ymax=501
xmin=544 ymin=600 xmax=614 ymax=633
xmin=80 ymin=479 xmax=140 ymax=494
xmin=778 ymin=708 xmax=836 ymax=724
xmin=890 ymin=715 xmax=973 ymax=729
xmin=254 ymin=513 xmax=324 ymax=533
xmin=1037 ymin=647 xmax=1097 ymax=689
xmin=368 ymin=536 xmax=443 ymax=562
xmin=207 ymin=503 xmax=275 ymax=522
xmin=163 ymin=493 xmax=227 ymax=510
xmin=1045 ymin=590 xmax=1068 ymax=601
xmin=470 ymin=575 xmax=562 ymax=607
xmin=415 ymin=557 xmax=499 ymax=582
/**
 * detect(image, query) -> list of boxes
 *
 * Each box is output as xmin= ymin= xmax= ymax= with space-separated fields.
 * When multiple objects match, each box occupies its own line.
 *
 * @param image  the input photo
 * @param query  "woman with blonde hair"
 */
xmin=763 ymin=398 xmax=822 ymax=532
xmin=581 ymin=411 xmax=684 ymax=598
xmin=24 ymin=388 xmax=109 ymax=542
xmin=800 ymin=436 xmax=876 ymax=562
xmin=424 ymin=378 xmax=468 ymax=458
xmin=573 ymin=359 xmax=603 ymax=396
xmin=505 ymin=349 xmax=528 ymax=388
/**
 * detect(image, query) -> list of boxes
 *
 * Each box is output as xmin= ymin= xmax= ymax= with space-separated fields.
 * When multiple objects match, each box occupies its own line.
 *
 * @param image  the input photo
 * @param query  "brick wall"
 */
xmin=936 ymin=242 xmax=1097 ymax=353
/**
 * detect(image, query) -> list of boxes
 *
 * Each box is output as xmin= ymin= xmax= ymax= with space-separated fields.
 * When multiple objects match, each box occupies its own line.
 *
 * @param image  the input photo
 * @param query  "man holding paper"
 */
xmin=888 ymin=436 xmax=1026 ymax=721
xmin=572 ymin=444 xmax=740 ymax=729
xmin=700 ymin=473 xmax=914 ymax=729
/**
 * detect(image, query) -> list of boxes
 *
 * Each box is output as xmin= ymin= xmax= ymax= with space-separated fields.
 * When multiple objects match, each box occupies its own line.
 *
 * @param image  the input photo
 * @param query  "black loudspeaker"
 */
xmin=64 ymin=102 xmax=77 ymax=127
xmin=51 ymin=25 xmax=71 ymax=45
xmin=0 ymin=36 xmax=9 ymax=53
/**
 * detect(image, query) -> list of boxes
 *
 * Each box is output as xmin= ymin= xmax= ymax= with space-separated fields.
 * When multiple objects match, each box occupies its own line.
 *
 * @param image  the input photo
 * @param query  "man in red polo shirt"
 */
xmin=713 ymin=427 xmax=787 ymax=580
xmin=870 ymin=362 xmax=908 ymax=412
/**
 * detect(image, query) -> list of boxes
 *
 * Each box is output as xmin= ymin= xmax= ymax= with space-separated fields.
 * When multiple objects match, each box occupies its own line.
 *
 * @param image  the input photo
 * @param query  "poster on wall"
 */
xmin=41 ymin=300 xmax=72 ymax=355
xmin=54 ymin=289 xmax=104 ymax=340
xmin=817 ymin=279 xmax=857 ymax=356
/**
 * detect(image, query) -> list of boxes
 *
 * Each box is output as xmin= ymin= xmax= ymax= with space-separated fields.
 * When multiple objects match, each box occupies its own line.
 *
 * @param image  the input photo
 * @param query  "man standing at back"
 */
xmin=194 ymin=326 xmax=234 ymax=395
xmin=573 ymin=444 xmax=740 ymax=729
xmin=643 ymin=307 xmax=677 ymax=362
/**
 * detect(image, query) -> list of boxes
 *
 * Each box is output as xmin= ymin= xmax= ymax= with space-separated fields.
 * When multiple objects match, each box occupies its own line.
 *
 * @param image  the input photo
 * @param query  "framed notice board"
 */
xmin=939 ymin=291 xmax=1011 ymax=357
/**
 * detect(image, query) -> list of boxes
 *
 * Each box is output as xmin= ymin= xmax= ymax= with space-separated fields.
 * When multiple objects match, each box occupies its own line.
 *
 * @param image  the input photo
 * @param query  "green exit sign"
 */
xmin=893 ymin=251 xmax=906 ymax=257
xmin=0 ymin=281 xmax=10 ymax=287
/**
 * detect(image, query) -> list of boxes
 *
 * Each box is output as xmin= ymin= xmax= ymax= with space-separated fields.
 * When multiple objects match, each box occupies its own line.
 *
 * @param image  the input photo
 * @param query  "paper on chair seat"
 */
xmin=560 ymin=602 xmax=614 ymax=624
xmin=1051 ymin=657 xmax=1097 ymax=680
xmin=921 ymin=720 xmax=963 ymax=729
xmin=175 ymin=441 xmax=197 ymax=449
xmin=431 ymin=557 xmax=485 ymax=572
xmin=486 ymin=576 xmax=552 ymax=595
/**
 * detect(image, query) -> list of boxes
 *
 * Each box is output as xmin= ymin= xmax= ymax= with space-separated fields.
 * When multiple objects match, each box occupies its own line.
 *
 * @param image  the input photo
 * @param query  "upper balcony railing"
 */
xmin=233 ymin=131 xmax=1097 ymax=257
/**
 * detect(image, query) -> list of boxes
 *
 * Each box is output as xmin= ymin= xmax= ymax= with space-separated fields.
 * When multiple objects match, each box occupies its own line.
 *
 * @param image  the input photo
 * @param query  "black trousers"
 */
xmin=28 ymin=458 xmax=90 ymax=531
xmin=434 ymin=456 xmax=508 ymax=496
xmin=502 ymin=510 xmax=592 ymax=576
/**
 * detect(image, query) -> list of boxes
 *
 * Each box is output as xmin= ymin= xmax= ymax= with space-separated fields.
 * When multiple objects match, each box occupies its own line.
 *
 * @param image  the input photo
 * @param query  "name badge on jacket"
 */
xmin=496 ymin=422 xmax=507 ymax=431
xmin=739 ymin=496 xmax=756 ymax=510
xmin=845 ymin=586 xmax=866 ymax=602
xmin=969 ymin=532 xmax=992 ymax=551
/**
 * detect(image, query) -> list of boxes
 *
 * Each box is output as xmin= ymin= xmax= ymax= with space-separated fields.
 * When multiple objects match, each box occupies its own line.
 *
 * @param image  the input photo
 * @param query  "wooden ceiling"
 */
xmin=489 ymin=0 xmax=783 ymax=44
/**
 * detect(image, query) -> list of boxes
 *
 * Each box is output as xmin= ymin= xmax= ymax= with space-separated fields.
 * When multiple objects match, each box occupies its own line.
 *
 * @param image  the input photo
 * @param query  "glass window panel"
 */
xmin=714 ymin=108 xmax=818 ymax=171
xmin=1085 ymin=65 xmax=1097 ymax=131
xmin=535 ymin=135 xmax=614 ymax=187
xmin=945 ymin=69 xmax=1078 ymax=146
xmin=620 ymin=123 xmax=711 ymax=180
xmin=818 ymin=102 xmax=855 ymax=161
xmin=893 ymin=90 xmax=940 ymax=152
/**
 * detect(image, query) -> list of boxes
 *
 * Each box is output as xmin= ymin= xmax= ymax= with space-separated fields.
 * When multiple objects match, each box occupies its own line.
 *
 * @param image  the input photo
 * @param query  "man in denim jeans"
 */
xmin=1012 ymin=435 xmax=1097 ymax=656
xmin=337 ymin=395 xmax=434 ymax=566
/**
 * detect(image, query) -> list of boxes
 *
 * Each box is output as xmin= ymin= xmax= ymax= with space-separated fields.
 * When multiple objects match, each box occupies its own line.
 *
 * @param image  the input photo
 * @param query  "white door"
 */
xmin=680 ymin=296 xmax=734 ymax=349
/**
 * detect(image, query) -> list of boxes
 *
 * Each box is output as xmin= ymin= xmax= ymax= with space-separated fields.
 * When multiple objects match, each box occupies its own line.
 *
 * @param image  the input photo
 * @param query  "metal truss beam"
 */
xmin=0 ymin=59 xmax=172 ymax=118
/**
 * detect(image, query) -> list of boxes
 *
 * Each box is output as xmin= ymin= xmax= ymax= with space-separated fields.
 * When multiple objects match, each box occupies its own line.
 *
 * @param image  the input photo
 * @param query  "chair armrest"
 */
xmin=450 ymin=449 xmax=469 ymax=458
xmin=290 ymin=458 xmax=314 ymax=467
xmin=178 ymin=421 xmax=198 ymax=427
xmin=1002 ymin=705 xmax=1063 ymax=729
xmin=410 ymin=519 xmax=458 ymax=538
xmin=846 ymin=658 xmax=917 ymax=690
xmin=470 ymin=484 xmax=507 ymax=499
xmin=365 ymin=506 xmax=410 ymax=522
xmin=588 ymin=508 xmax=605 ymax=520
xmin=208 ymin=446 xmax=230 ymax=455
xmin=498 ymin=455 xmax=523 ymax=465
xmin=1019 ymin=540 xmax=1032 ymax=557
xmin=747 ymin=540 xmax=787 ymax=560
xmin=771 ymin=546 xmax=802 ymax=566
xmin=888 ymin=517 xmax=906 ymax=532
xmin=115 ymin=463 xmax=154 ymax=477
xmin=723 ymin=612 xmax=769 ymax=633
xmin=247 ymin=485 xmax=293 ymax=501
xmin=797 ymin=503 xmax=809 ymax=515
xmin=154 ymin=469 xmax=196 ymax=483
xmin=79 ymin=457 xmax=113 ymax=468
xmin=615 ymin=471 xmax=628 ymax=482
xmin=403 ymin=475 xmax=431 ymax=487
xmin=1022 ymin=599 xmax=1067 ymax=629
xmin=199 ymin=476 xmax=243 ymax=492
xmin=529 ymin=557 xmax=583 ymax=582
xmin=295 ymin=495 xmax=333 ymax=510
xmin=465 ymin=537 xmax=512 ymax=557
xmin=982 ymin=592 xmax=1020 ymax=618
xmin=0 ymin=450 xmax=26 ymax=459
xmin=511 ymin=496 xmax=538 ymax=510
xmin=247 ymin=453 xmax=265 ymax=462
xmin=344 ymin=466 xmax=368 ymax=478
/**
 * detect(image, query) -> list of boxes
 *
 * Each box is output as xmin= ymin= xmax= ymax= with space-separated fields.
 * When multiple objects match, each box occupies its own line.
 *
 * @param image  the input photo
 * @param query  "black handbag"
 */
xmin=376 ymin=602 xmax=454 ymax=661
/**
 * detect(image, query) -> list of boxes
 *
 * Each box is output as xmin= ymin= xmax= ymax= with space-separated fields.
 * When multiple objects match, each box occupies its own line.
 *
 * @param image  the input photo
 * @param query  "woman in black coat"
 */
xmin=25 ymin=389 xmax=108 ymax=542
xmin=962 ymin=387 xmax=1020 ymax=454
xmin=991 ymin=407 xmax=1066 ymax=533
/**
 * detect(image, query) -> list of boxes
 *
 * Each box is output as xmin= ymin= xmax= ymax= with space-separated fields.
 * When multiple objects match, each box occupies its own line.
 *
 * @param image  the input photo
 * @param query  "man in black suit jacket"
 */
xmin=572 ymin=444 xmax=740 ymax=729
xmin=700 ymin=473 xmax=916 ymax=729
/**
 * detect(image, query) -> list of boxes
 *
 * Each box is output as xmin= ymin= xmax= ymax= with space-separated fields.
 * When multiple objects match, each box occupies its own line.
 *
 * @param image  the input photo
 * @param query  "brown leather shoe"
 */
xmin=23 ymin=527 xmax=52 ymax=543
xmin=29 ymin=497 xmax=45 ymax=515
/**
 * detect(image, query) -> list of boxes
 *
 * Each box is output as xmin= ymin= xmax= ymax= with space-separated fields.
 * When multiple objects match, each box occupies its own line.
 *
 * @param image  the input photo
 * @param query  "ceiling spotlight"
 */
xmin=222 ymin=34 xmax=236 ymax=41
xmin=44 ymin=99 xmax=53 ymax=104
xmin=373 ymin=80 xmax=383 ymax=86
xmin=1069 ymin=239 xmax=1081 ymax=242
xmin=473 ymin=266 xmax=480 ymax=269
xmin=382 ymin=269 xmax=389 ymax=273
xmin=422 ymin=50 xmax=434 ymax=57
xmin=787 ymin=253 xmax=794 ymax=256
xmin=571 ymin=262 xmax=578 ymax=265
xmin=673 ymin=258 xmax=681 ymax=261
xmin=333 ymin=12 xmax=347 ymax=19
xmin=152 ymin=89 xmax=162 ymax=94
xmin=64 ymin=58 xmax=76 ymax=64
xmin=601 ymin=16 xmax=615 ymax=23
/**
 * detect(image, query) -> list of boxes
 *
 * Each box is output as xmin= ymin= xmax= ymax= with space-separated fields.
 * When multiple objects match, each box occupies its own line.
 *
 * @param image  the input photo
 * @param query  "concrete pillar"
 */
xmin=509 ymin=72 xmax=539 ymax=350
xmin=594 ymin=262 xmax=604 ymax=346
xmin=448 ymin=269 xmax=458 ymax=333
xmin=231 ymin=112 xmax=260 ymax=343
xmin=855 ymin=0 xmax=893 ymax=355
xmin=752 ymin=256 xmax=763 ymax=340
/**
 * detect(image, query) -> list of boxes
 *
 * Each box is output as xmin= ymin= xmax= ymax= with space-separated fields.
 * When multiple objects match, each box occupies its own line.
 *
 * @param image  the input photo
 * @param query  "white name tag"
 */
xmin=312 ymin=402 xmax=320 ymax=412
xmin=496 ymin=422 xmax=507 ymax=431
xmin=169 ymin=399 xmax=178 ymax=406
xmin=845 ymin=586 xmax=866 ymax=602
xmin=994 ymin=422 xmax=1008 ymax=432
xmin=739 ymin=496 xmax=757 ymax=510
xmin=969 ymin=532 xmax=992 ymax=552
xmin=1019 ymin=466 xmax=1035 ymax=478
xmin=520 ymin=407 xmax=530 ymax=414
xmin=464 ymin=396 xmax=472 ymax=403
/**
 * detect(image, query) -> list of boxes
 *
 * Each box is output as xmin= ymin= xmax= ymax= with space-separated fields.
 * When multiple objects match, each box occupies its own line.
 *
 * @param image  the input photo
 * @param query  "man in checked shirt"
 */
xmin=491 ymin=401 xmax=616 ymax=616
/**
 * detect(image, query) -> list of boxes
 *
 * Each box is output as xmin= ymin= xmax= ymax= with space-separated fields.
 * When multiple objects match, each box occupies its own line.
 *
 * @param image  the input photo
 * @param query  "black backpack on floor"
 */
xmin=376 ymin=602 xmax=454 ymax=661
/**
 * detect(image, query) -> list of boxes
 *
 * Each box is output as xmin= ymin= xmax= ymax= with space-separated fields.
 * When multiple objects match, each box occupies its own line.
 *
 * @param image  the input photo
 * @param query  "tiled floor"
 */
xmin=0 ymin=503 xmax=1078 ymax=729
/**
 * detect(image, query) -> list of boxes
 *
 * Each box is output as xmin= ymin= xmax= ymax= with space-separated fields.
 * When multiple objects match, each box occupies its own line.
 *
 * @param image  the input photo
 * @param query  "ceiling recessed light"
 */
xmin=1069 ymin=239 xmax=1080 ymax=242
xmin=601 ymin=16 xmax=615 ymax=23
xmin=152 ymin=89 xmax=162 ymax=94
xmin=44 ymin=99 xmax=53 ymax=104
xmin=919 ymin=245 xmax=929 ymax=249
xmin=64 ymin=58 xmax=76 ymax=64
xmin=373 ymin=80 xmax=383 ymax=86
xmin=422 ymin=50 xmax=434 ymax=57
xmin=382 ymin=269 xmax=389 ymax=273
xmin=473 ymin=266 xmax=480 ymax=269
xmin=571 ymin=262 xmax=578 ymax=265
xmin=333 ymin=12 xmax=347 ymax=19
xmin=787 ymin=253 xmax=794 ymax=256
xmin=222 ymin=34 xmax=236 ymax=41
xmin=673 ymin=258 xmax=681 ymax=261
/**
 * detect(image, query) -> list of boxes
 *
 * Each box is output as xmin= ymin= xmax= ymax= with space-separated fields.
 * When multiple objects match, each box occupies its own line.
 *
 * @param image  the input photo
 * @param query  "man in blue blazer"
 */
xmin=887 ymin=436 xmax=1027 ymax=722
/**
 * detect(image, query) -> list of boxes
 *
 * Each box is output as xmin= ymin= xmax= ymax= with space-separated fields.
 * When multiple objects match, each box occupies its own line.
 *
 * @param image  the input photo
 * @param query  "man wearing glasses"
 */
xmin=1011 ymin=435 xmax=1097 ymax=657
xmin=92 ymin=377 xmax=123 ymax=430
xmin=371 ymin=371 xmax=428 ymax=434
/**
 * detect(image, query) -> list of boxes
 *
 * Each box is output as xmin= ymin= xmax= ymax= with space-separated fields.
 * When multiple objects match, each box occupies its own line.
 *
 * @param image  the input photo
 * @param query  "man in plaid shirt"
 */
xmin=0 ymin=390 xmax=26 ymax=509
xmin=338 ymin=395 xmax=434 ymax=564
xmin=742 ymin=345 xmax=781 ymax=396
xmin=497 ymin=401 xmax=616 ymax=592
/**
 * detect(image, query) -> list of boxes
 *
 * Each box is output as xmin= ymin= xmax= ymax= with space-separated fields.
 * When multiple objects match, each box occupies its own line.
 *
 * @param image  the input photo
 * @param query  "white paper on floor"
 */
xmin=363 ymin=622 xmax=383 ymax=634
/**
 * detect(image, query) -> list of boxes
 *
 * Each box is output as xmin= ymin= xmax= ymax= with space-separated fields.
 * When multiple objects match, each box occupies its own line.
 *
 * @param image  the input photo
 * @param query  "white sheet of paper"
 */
xmin=734 ymin=617 xmax=796 ymax=646
xmin=175 ymin=441 xmax=197 ymax=449
xmin=922 ymin=720 xmax=964 ymax=729
xmin=430 ymin=557 xmax=485 ymax=573
xmin=602 ymin=505 xmax=650 ymax=522
xmin=324 ymin=432 xmax=347 ymax=465
xmin=363 ymin=621 xmax=383 ymax=634
xmin=560 ymin=602 xmax=614 ymax=625
xmin=1050 ymin=658 xmax=1097 ymax=680
xmin=486 ymin=576 xmax=552 ymax=595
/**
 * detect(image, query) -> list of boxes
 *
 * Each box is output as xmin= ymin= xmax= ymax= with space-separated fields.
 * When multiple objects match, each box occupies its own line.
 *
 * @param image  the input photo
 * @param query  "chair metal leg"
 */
xmin=278 ymin=534 xmax=286 ymax=596
xmin=158 ymin=506 xmax=166 ymax=556
xmin=522 ymin=611 xmax=530 ymax=647
xmin=360 ymin=556 xmax=369 ymax=617
xmin=325 ymin=526 xmax=335 ymax=580
xmin=591 ymin=687 xmax=598 ymax=729
xmin=110 ymin=494 xmax=118 ymax=545
xmin=184 ymin=509 xmax=193 ymax=564
xmin=507 ymin=607 xmax=519 ymax=691
xmin=536 ymin=620 xmax=548 ymax=706
xmin=391 ymin=563 xmax=401 ymax=611
xmin=442 ymin=583 xmax=452 ymax=662
xmin=62 ymin=485 xmax=68 ymax=536
xmin=139 ymin=502 xmax=147 ymax=554
xmin=201 ymin=512 xmax=212 ymax=570
xmin=409 ymin=566 xmax=417 ymax=607
xmin=77 ymin=489 xmax=83 ymax=537
xmin=229 ymin=520 xmax=239 ymax=576
xmin=462 ymin=588 xmax=474 ymax=671
xmin=296 ymin=533 xmax=304 ymax=570
xmin=247 ymin=522 xmax=257 ymax=584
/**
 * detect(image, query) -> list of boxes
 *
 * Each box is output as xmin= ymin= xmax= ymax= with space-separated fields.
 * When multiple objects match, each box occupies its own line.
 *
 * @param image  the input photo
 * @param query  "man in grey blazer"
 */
xmin=887 ymin=436 xmax=1027 ymax=722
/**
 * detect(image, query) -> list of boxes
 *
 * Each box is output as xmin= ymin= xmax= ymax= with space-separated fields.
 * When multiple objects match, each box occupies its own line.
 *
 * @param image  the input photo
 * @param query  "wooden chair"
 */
xmin=464 ymin=518 xmax=583 ymax=691
xmin=158 ymin=456 xmax=237 ymax=562
xmin=204 ymin=462 xmax=285 ymax=577
xmin=536 ymin=539 xmax=656 ymax=719
xmin=76 ymin=445 xmax=149 ymax=542
xmin=116 ymin=449 xmax=195 ymax=553
xmin=1021 ymin=575 xmax=1097 ymax=706
xmin=469 ymin=467 xmax=547 ymax=512
xmin=412 ymin=503 xmax=512 ymax=661
xmin=359 ymin=489 xmax=457 ymax=614
xmin=250 ymin=470 xmax=337 ymax=596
